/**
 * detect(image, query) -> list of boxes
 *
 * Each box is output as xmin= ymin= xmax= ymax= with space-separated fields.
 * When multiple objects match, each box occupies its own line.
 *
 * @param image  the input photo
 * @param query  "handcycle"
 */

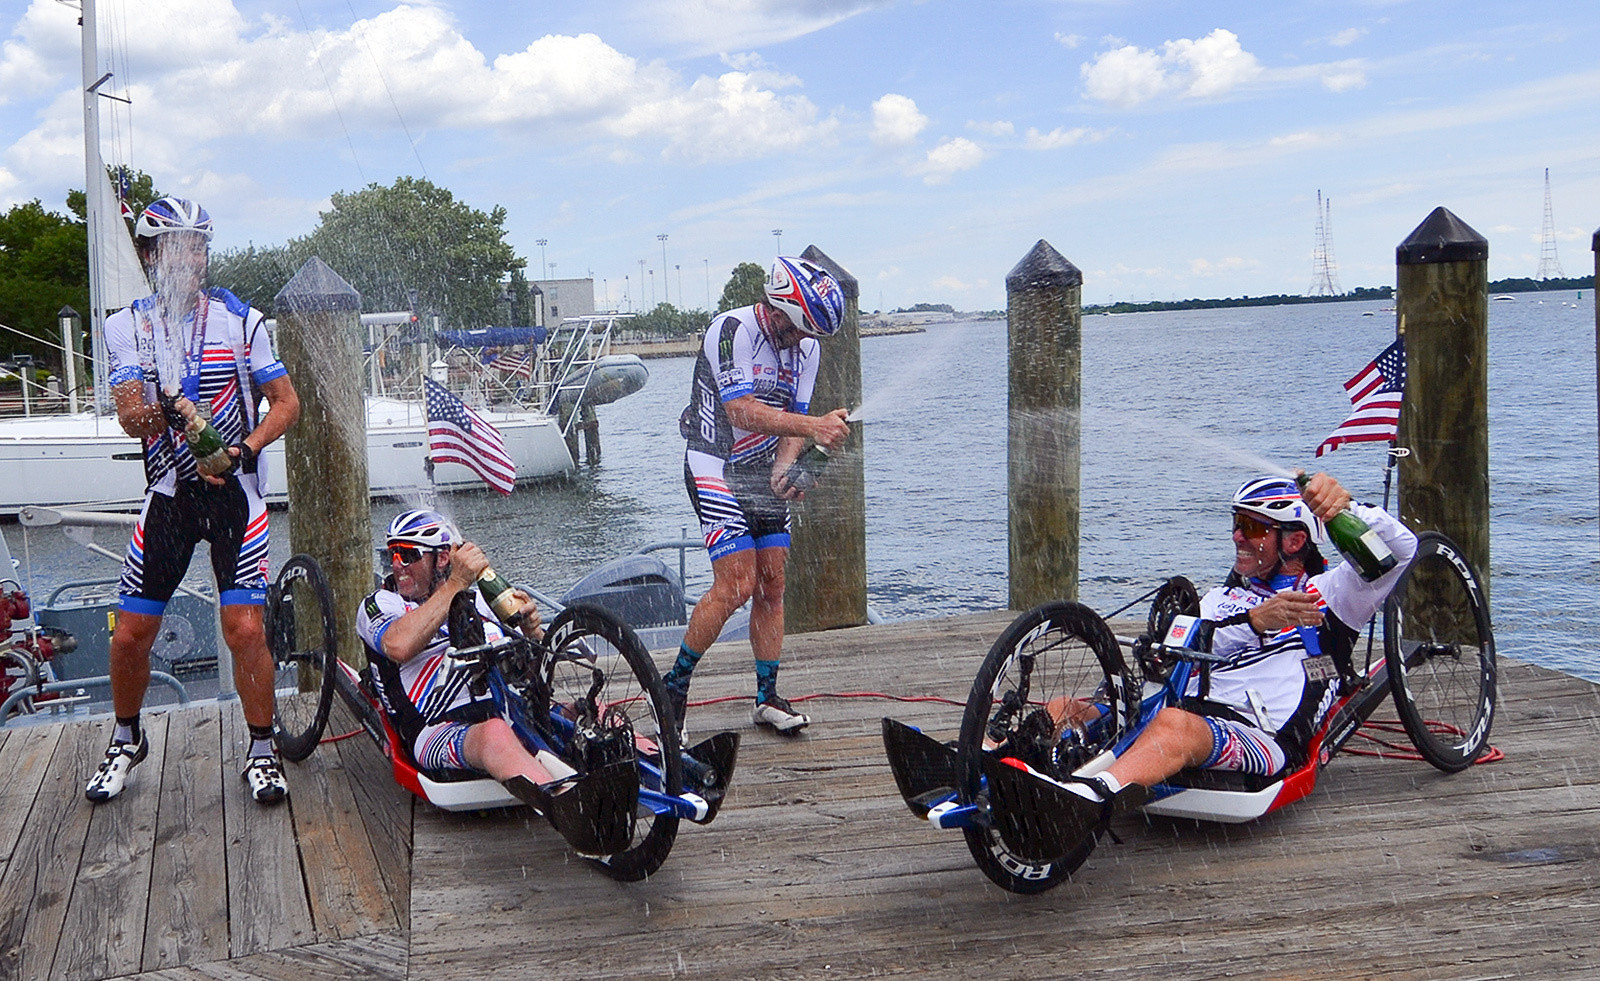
xmin=264 ymin=553 xmax=740 ymax=881
xmin=882 ymin=531 xmax=1496 ymax=894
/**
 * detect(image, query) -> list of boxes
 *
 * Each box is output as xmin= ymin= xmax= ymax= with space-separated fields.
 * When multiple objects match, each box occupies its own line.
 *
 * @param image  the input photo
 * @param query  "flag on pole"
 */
xmin=424 ymin=378 xmax=516 ymax=494
xmin=490 ymin=351 xmax=533 ymax=378
xmin=1316 ymin=338 xmax=1406 ymax=457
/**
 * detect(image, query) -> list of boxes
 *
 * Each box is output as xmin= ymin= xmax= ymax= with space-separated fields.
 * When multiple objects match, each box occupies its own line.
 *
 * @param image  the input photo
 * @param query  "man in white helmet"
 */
xmin=87 ymin=198 xmax=301 ymax=806
xmin=665 ymin=257 xmax=850 ymax=737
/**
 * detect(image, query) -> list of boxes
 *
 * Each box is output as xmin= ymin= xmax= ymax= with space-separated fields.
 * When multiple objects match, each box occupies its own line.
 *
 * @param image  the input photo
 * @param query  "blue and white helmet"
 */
xmin=765 ymin=256 xmax=845 ymax=338
xmin=1232 ymin=476 xmax=1326 ymax=546
xmin=135 ymin=197 xmax=214 ymax=243
xmin=386 ymin=509 xmax=460 ymax=551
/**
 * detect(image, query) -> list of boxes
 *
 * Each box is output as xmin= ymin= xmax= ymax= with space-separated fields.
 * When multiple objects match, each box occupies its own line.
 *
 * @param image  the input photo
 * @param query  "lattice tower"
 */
xmin=1536 ymin=168 xmax=1565 ymax=280
xmin=1308 ymin=190 xmax=1341 ymax=296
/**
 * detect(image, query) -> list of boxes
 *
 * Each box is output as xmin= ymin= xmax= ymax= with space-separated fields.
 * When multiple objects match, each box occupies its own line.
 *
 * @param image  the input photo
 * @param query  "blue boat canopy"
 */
xmin=435 ymin=326 xmax=545 ymax=347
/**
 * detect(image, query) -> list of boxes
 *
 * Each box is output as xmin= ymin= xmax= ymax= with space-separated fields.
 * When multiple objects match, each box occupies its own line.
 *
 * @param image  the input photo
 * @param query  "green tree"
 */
xmin=66 ymin=166 xmax=161 ymax=226
xmin=629 ymin=302 xmax=710 ymax=338
xmin=717 ymin=261 xmax=766 ymax=313
xmin=0 ymin=199 xmax=89 ymax=370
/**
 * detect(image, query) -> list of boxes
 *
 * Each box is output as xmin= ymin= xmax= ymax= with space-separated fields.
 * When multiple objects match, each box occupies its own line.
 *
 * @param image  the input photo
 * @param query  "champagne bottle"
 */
xmin=183 ymin=407 xmax=234 ymax=477
xmin=477 ymin=567 xmax=525 ymax=626
xmin=1296 ymin=473 xmax=1397 ymax=582
xmin=784 ymin=444 xmax=831 ymax=493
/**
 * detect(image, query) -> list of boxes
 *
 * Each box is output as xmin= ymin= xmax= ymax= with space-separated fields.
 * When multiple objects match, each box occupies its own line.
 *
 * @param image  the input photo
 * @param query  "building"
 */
xmin=533 ymin=278 xmax=596 ymax=326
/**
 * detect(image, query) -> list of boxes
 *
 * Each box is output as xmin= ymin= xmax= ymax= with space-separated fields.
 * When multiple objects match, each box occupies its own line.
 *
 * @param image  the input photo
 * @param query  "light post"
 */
xmin=58 ymin=306 xmax=82 ymax=413
xmin=536 ymin=238 xmax=548 ymax=280
xmin=638 ymin=259 xmax=646 ymax=307
xmin=657 ymin=233 xmax=670 ymax=307
xmin=676 ymin=264 xmax=682 ymax=309
xmin=624 ymin=274 xmax=631 ymax=312
xmin=649 ymin=268 xmax=655 ymax=307
xmin=772 ymin=228 xmax=783 ymax=254
xmin=704 ymin=258 xmax=711 ymax=308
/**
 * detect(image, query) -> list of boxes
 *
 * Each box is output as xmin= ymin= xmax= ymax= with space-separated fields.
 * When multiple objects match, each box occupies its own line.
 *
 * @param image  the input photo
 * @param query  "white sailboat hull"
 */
xmin=0 ymin=398 xmax=573 ymax=514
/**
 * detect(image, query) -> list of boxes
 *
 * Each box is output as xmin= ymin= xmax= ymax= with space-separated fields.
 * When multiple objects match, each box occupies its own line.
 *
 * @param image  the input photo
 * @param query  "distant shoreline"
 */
xmin=610 ymin=323 xmax=927 ymax=359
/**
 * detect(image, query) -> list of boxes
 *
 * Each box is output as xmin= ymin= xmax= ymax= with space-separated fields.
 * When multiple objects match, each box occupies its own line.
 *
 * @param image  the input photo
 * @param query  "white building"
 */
xmin=534 ymin=278 xmax=596 ymax=326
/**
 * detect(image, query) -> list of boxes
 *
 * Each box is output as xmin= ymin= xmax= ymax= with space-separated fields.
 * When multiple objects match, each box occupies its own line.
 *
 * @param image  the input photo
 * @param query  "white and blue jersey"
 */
xmin=683 ymin=304 xmax=819 ymax=466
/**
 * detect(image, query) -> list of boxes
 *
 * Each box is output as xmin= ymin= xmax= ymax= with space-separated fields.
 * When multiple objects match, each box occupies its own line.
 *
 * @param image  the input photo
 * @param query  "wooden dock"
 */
xmin=4 ymin=610 xmax=1600 ymax=980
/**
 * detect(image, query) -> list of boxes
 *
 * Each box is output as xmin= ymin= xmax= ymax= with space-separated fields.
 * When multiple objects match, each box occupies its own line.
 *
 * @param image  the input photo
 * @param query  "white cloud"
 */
xmin=920 ymin=137 xmax=984 ymax=184
xmin=1321 ymin=69 xmax=1367 ymax=92
xmin=637 ymin=0 xmax=892 ymax=54
xmin=1080 ymin=28 xmax=1261 ymax=107
xmin=1025 ymin=126 xmax=1101 ymax=150
xmin=932 ymin=274 xmax=974 ymax=292
xmin=1190 ymin=256 xmax=1259 ymax=276
xmin=1055 ymin=33 xmax=1084 ymax=49
xmin=1328 ymin=28 xmax=1367 ymax=48
xmin=968 ymin=119 xmax=1014 ymax=137
xmin=871 ymin=93 xmax=928 ymax=146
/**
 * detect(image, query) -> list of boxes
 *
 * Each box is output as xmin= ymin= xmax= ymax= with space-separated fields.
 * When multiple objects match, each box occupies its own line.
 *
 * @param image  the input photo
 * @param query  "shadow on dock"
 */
xmin=4 ymin=611 xmax=1599 ymax=980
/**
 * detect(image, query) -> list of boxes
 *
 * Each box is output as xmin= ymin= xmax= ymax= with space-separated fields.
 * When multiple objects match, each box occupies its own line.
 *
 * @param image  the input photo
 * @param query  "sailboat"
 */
xmin=0 ymin=0 xmax=625 ymax=515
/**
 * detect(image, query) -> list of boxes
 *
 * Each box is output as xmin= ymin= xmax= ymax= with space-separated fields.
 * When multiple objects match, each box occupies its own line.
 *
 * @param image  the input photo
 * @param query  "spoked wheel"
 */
xmin=957 ymin=601 xmax=1136 ymax=893
xmin=1384 ymin=532 xmax=1496 ymax=773
xmin=543 ymin=604 xmax=682 ymax=881
xmin=269 ymin=554 xmax=338 ymax=762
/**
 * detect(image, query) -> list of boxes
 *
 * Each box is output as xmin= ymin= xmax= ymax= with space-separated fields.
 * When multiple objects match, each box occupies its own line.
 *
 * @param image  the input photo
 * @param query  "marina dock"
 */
xmin=3 ymin=610 xmax=1599 ymax=980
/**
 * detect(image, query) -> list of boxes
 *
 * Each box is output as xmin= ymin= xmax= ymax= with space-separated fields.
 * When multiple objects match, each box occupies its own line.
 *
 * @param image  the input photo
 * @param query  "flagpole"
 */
xmin=1381 ymin=316 xmax=1406 ymax=512
xmin=422 ymin=378 xmax=438 ymax=508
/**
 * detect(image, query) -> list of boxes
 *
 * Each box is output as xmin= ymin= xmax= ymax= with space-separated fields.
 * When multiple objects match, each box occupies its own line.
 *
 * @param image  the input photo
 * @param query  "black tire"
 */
xmin=542 ymin=604 xmax=682 ymax=881
xmin=957 ymin=601 xmax=1136 ymax=893
xmin=270 ymin=554 xmax=338 ymax=763
xmin=1383 ymin=532 xmax=1496 ymax=773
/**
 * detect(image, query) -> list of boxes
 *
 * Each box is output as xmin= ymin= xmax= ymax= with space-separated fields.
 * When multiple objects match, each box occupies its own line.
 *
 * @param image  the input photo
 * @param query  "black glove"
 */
xmin=157 ymin=392 xmax=189 ymax=429
xmin=231 ymin=441 xmax=257 ymax=474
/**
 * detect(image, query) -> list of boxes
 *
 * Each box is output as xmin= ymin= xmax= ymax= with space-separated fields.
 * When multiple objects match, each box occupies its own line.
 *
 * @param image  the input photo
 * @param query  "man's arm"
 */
xmin=379 ymin=545 xmax=486 ymax=664
xmin=241 ymin=374 xmax=299 ymax=455
xmin=112 ymin=379 xmax=167 ymax=440
xmin=724 ymin=395 xmax=849 ymax=449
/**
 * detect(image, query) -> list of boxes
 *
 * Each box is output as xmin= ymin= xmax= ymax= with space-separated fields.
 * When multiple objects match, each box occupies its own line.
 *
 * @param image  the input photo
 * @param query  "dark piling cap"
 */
xmin=274 ymin=256 xmax=363 ymax=314
xmin=1396 ymin=207 xmax=1488 ymax=265
xmin=800 ymin=245 xmax=859 ymax=300
xmin=1006 ymin=240 xmax=1082 ymax=292
xmin=1593 ymin=227 xmax=1599 ymax=253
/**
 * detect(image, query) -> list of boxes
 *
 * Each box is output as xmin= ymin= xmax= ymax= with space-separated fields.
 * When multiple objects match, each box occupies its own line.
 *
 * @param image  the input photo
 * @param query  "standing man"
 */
xmin=666 ymin=257 xmax=849 ymax=736
xmin=85 ymin=197 xmax=301 ymax=805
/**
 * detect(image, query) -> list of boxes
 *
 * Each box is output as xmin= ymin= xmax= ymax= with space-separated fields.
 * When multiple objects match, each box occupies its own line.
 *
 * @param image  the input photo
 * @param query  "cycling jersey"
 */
xmin=1190 ymin=503 xmax=1417 ymax=772
xmin=683 ymin=304 xmax=819 ymax=466
xmin=356 ymin=587 xmax=508 ymax=753
xmin=104 ymin=287 xmax=287 ymax=497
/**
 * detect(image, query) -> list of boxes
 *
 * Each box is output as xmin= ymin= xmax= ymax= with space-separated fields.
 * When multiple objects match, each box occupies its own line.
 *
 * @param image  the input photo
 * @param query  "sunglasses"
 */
xmin=388 ymin=544 xmax=431 ymax=565
xmin=1232 ymin=513 xmax=1277 ymax=540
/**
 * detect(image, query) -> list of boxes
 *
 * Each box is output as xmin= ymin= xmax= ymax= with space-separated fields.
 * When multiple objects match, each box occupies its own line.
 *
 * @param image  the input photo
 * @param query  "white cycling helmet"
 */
xmin=765 ymin=256 xmax=845 ymax=338
xmin=1231 ymin=476 xmax=1326 ymax=546
xmin=386 ymin=509 xmax=461 ymax=551
xmin=135 ymin=197 xmax=214 ymax=243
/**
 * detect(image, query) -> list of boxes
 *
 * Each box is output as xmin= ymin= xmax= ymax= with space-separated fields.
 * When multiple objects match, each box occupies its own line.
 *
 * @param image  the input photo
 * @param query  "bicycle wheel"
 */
xmin=270 ymin=554 xmax=338 ymax=763
xmin=1384 ymin=532 xmax=1496 ymax=773
xmin=957 ymin=601 xmax=1135 ymax=893
xmin=543 ymin=604 xmax=682 ymax=881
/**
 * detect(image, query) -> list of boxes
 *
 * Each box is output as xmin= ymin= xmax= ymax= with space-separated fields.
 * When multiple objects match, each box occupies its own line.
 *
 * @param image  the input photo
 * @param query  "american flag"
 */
xmin=117 ymin=168 xmax=134 ymax=219
xmin=424 ymin=378 xmax=515 ymax=495
xmin=490 ymin=351 xmax=533 ymax=378
xmin=1316 ymin=338 xmax=1406 ymax=457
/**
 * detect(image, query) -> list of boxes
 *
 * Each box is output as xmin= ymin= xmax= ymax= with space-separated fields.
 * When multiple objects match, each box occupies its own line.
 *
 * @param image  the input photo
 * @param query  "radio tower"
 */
xmin=1308 ymin=190 xmax=1341 ymax=296
xmin=1536 ymin=167 xmax=1565 ymax=281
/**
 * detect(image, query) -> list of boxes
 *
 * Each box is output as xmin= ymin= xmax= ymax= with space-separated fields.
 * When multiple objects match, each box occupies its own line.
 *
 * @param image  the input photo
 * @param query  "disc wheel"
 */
xmin=543 ymin=604 xmax=681 ymax=881
xmin=957 ymin=601 xmax=1136 ymax=893
xmin=269 ymin=554 xmax=338 ymax=762
xmin=1384 ymin=532 xmax=1496 ymax=773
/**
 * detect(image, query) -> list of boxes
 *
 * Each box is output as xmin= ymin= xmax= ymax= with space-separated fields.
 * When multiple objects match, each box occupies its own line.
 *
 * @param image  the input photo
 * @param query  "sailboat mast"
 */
xmin=80 ymin=0 xmax=111 ymax=414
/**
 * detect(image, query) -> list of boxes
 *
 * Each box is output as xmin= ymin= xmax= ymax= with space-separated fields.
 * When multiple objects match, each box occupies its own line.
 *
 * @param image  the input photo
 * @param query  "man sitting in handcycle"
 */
xmin=357 ymin=510 xmax=577 ymax=796
xmin=1031 ymin=472 xmax=1417 ymax=823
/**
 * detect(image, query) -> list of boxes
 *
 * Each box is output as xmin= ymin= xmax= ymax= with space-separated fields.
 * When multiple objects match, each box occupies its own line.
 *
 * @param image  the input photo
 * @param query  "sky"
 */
xmin=1 ymin=0 xmax=1596 ymax=312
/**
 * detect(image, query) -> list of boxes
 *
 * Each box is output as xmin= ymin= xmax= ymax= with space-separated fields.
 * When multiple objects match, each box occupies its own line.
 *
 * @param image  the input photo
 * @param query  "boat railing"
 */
xmin=541 ymin=315 xmax=634 ymax=434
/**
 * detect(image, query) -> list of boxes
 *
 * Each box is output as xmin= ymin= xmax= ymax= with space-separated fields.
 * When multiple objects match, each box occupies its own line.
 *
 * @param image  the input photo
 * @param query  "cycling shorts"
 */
xmin=684 ymin=450 xmax=790 ymax=562
xmin=1200 ymin=715 xmax=1288 ymax=776
xmin=414 ymin=720 xmax=475 ymax=774
xmin=118 ymin=476 xmax=269 ymax=615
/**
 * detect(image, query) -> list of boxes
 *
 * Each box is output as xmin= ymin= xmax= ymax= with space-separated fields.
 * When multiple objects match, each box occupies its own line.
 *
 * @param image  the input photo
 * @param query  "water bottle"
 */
xmin=477 ymin=567 xmax=525 ymax=626
xmin=1296 ymin=474 xmax=1397 ymax=582
xmin=784 ymin=444 xmax=830 ymax=493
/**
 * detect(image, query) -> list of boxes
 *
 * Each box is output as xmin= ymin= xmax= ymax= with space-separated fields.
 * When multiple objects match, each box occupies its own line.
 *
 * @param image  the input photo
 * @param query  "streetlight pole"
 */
xmin=536 ymin=238 xmax=548 ymax=280
xmin=772 ymin=228 xmax=783 ymax=254
xmin=704 ymin=258 xmax=711 ymax=309
xmin=657 ymin=233 xmax=670 ymax=307
xmin=676 ymin=264 xmax=682 ymax=309
xmin=649 ymin=268 xmax=655 ymax=307
xmin=638 ymin=259 xmax=646 ymax=308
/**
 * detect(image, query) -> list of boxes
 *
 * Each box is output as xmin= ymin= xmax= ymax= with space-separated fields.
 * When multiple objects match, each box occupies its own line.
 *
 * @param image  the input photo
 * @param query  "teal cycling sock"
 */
xmin=663 ymin=642 xmax=703 ymax=693
xmin=755 ymin=659 xmax=780 ymax=703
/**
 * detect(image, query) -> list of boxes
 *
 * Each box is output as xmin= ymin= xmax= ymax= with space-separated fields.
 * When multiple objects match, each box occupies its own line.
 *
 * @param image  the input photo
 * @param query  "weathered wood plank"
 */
xmin=324 ymin=697 xmax=412 ymax=929
xmin=142 ymin=704 xmax=230 ymax=972
xmin=0 ymin=724 xmax=63 ymax=871
xmin=115 ymin=930 xmax=408 ymax=980
xmin=221 ymin=706 xmax=314 ymax=958
xmin=53 ymin=713 xmax=169 ymax=981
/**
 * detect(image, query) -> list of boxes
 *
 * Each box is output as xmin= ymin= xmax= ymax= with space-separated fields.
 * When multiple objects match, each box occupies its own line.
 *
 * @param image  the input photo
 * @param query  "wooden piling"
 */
xmin=1593 ymin=226 xmax=1598 ymax=544
xmin=1006 ymin=240 xmax=1082 ymax=610
xmin=786 ymin=246 xmax=867 ymax=633
xmin=1395 ymin=207 xmax=1490 ymax=590
xmin=274 ymin=258 xmax=369 ymax=669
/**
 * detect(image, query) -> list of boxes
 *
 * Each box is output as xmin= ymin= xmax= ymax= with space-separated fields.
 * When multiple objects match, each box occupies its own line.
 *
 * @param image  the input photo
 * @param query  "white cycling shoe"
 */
xmin=752 ymin=695 xmax=810 ymax=734
xmin=85 ymin=734 xmax=149 ymax=803
xmin=242 ymin=755 xmax=289 ymax=805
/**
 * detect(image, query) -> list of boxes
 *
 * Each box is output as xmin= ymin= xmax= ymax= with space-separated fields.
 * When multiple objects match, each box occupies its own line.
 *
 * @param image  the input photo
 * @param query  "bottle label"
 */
xmin=1358 ymin=529 xmax=1394 ymax=562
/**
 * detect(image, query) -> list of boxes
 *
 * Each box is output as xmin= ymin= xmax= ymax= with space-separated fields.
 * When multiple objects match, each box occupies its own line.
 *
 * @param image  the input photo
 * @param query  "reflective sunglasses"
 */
xmin=388 ymin=544 xmax=430 ymax=565
xmin=1232 ymin=512 xmax=1277 ymax=540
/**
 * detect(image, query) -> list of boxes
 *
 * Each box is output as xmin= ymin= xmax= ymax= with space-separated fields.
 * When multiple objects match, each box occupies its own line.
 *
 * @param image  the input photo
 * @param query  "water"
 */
xmin=6 ymin=292 xmax=1595 ymax=681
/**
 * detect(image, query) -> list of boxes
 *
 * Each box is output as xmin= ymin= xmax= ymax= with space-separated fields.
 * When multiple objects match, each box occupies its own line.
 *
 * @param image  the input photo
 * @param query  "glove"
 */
xmin=231 ymin=441 xmax=257 ymax=474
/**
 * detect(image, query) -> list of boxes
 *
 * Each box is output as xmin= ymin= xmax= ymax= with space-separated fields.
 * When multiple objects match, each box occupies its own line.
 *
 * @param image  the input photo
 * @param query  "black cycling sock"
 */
xmin=114 ymin=714 xmax=141 ymax=745
xmin=247 ymin=722 xmax=276 ymax=759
